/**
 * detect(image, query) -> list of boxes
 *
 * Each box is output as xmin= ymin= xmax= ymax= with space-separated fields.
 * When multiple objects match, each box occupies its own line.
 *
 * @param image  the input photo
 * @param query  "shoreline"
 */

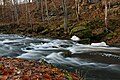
xmin=0 ymin=57 xmax=80 ymax=80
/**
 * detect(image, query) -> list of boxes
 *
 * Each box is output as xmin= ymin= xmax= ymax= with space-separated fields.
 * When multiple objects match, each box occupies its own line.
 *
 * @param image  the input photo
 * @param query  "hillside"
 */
xmin=0 ymin=0 xmax=120 ymax=45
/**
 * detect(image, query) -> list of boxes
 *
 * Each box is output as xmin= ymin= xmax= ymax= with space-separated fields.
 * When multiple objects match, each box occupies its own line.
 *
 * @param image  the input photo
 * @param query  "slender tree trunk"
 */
xmin=28 ymin=2 xmax=32 ymax=27
xmin=45 ymin=0 xmax=49 ymax=22
xmin=63 ymin=0 xmax=68 ymax=32
xmin=108 ymin=0 xmax=111 ymax=10
xmin=9 ymin=0 xmax=15 ymax=24
xmin=36 ymin=0 xmax=40 ymax=9
xmin=25 ymin=0 xmax=28 ymax=24
xmin=29 ymin=0 xmax=31 ymax=3
xmin=41 ymin=0 xmax=44 ymax=26
xmin=77 ymin=0 xmax=80 ymax=20
xmin=2 ymin=0 xmax=6 ymax=18
xmin=1 ymin=3 xmax=4 ymax=19
xmin=13 ymin=0 xmax=19 ymax=24
xmin=75 ymin=0 xmax=80 ymax=21
xmin=108 ymin=0 xmax=111 ymax=13
xmin=105 ymin=0 xmax=108 ymax=30
xmin=11 ymin=5 xmax=15 ymax=24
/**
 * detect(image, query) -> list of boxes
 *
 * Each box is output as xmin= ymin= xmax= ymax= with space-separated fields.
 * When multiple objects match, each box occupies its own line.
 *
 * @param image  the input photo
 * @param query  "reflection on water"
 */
xmin=0 ymin=34 xmax=120 ymax=80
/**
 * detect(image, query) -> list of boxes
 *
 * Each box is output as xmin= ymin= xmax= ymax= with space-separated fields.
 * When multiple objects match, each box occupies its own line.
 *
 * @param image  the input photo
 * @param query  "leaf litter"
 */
xmin=0 ymin=57 xmax=80 ymax=80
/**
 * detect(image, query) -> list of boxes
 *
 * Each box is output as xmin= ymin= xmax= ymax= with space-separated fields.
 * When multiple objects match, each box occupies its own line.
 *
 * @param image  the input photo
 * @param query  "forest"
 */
xmin=0 ymin=0 xmax=120 ymax=45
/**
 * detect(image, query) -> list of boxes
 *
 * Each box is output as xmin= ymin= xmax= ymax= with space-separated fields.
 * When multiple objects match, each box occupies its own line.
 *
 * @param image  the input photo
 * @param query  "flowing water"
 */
xmin=0 ymin=34 xmax=120 ymax=80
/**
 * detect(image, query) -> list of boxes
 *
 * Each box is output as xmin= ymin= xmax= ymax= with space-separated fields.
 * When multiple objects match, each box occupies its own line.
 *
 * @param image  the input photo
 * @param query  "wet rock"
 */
xmin=80 ymin=38 xmax=90 ymax=44
xmin=70 ymin=25 xmax=86 ymax=35
xmin=61 ymin=51 xmax=72 ymax=57
xmin=110 ymin=43 xmax=120 ymax=47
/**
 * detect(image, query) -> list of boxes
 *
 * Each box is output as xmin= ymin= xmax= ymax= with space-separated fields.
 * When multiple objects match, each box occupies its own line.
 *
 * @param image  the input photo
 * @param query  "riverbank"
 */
xmin=0 ymin=0 xmax=120 ymax=45
xmin=0 ymin=57 xmax=80 ymax=80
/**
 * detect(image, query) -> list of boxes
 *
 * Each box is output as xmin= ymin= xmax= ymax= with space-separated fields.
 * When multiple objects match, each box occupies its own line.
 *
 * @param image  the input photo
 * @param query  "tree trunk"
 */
xmin=75 ymin=0 xmax=81 ymax=21
xmin=62 ymin=0 xmax=68 ymax=32
xmin=25 ymin=0 xmax=28 ymax=24
xmin=105 ymin=0 xmax=108 ymax=30
xmin=1 ymin=3 xmax=4 ymax=19
xmin=36 ymin=0 xmax=40 ymax=10
xmin=2 ymin=0 xmax=6 ymax=18
xmin=45 ymin=0 xmax=49 ymax=22
xmin=28 ymin=2 xmax=32 ymax=27
xmin=13 ymin=0 xmax=19 ymax=24
xmin=41 ymin=0 xmax=44 ymax=22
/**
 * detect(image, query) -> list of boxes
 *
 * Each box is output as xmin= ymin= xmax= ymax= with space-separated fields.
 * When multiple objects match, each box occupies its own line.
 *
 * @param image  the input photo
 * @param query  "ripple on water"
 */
xmin=0 ymin=34 xmax=120 ymax=80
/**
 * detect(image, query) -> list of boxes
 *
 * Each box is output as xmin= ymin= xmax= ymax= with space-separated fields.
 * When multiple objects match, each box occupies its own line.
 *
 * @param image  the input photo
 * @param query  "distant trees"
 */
xmin=0 ymin=0 xmax=118 ymax=33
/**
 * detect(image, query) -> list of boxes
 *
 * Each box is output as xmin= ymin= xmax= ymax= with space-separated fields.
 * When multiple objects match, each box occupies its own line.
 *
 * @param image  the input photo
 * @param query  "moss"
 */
xmin=63 ymin=70 xmax=73 ymax=80
xmin=70 ymin=25 xmax=86 ymax=35
xmin=109 ymin=19 xmax=120 ymax=30
xmin=80 ymin=38 xmax=91 ymax=44
xmin=106 ymin=33 xmax=117 ymax=40
xmin=86 ymin=19 xmax=104 ymax=29
xmin=82 ymin=30 xmax=92 ymax=38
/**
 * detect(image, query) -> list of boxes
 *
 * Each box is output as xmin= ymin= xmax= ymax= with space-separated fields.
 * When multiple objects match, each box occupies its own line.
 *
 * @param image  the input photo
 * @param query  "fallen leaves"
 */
xmin=0 ymin=57 xmax=80 ymax=80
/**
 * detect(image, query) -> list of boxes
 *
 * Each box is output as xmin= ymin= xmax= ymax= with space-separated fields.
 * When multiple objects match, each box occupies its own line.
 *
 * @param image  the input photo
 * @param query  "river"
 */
xmin=0 ymin=34 xmax=120 ymax=80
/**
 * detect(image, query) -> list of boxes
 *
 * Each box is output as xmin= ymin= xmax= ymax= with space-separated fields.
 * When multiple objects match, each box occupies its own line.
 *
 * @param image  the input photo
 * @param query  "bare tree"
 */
xmin=75 ymin=0 xmax=81 ymax=21
xmin=2 ymin=0 xmax=6 ymax=18
xmin=45 ymin=0 xmax=49 ymax=22
xmin=25 ymin=0 xmax=28 ymax=24
xmin=28 ymin=0 xmax=32 ymax=27
xmin=13 ymin=0 xmax=19 ymax=24
xmin=36 ymin=0 xmax=40 ymax=9
xmin=104 ymin=0 xmax=108 ymax=30
xmin=62 ymin=0 xmax=68 ymax=32
xmin=41 ymin=0 xmax=44 ymax=23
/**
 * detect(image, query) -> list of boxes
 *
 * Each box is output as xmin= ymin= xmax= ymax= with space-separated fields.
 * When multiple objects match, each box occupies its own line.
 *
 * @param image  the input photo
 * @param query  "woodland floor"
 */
xmin=0 ymin=57 xmax=80 ymax=80
xmin=0 ymin=0 xmax=120 ymax=45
